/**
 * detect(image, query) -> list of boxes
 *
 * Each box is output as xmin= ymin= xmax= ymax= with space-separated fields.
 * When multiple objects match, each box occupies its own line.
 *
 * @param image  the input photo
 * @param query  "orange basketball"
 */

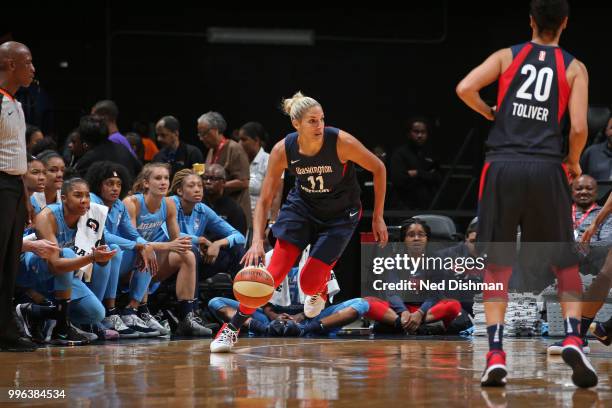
xmin=232 ymin=265 xmax=275 ymax=308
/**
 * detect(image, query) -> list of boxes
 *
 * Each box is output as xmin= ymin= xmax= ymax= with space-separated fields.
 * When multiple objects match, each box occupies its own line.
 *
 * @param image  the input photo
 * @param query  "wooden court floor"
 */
xmin=0 ymin=336 xmax=610 ymax=407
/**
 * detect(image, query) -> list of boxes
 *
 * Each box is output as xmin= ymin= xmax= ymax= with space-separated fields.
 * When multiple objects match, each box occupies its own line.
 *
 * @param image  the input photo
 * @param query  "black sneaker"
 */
xmin=15 ymin=303 xmax=34 ymax=338
xmin=175 ymin=312 xmax=213 ymax=337
xmin=15 ymin=303 xmax=49 ymax=344
xmin=590 ymin=321 xmax=612 ymax=346
xmin=50 ymin=324 xmax=90 ymax=346
xmin=0 ymin=336 xmax=37 ymax=352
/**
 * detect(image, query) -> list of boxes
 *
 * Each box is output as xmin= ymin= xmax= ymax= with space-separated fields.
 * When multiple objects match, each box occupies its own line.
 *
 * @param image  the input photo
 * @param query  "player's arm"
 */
xmin=565 ymin=59 xmax=589 ymax=179
xmin=121 ymin=195 xmax=159 ymax=273
xmin=242 ymin=140 xmax=287 ymax=266
xmin=456 ymin=49 xmax=508 ymax=121
xmin=165 ymin=197 xmax=192 ymax=253
xmin=35 ymin=208 xmax=97 ymax=274
xmin=165 ymin=198 xmax=181 ymax=240
xmin=338 ymin=130 xmax=388 ymax=245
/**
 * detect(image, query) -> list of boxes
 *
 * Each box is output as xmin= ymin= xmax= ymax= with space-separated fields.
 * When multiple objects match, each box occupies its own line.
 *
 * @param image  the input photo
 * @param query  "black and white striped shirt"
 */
xmin=0 ymin=88 xmax=27 ymax=175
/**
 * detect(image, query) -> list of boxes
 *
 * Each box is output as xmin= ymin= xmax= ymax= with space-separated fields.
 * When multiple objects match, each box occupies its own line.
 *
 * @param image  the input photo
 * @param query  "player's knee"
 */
xmin=91 ymin=301 xmax=106 ymax=323
xmin=446 ymin=299 xmax=462 ymax=319
xmin=348 ymin=298 xmax=369 ymax=317
xmin=208 ymin=297 xmax=229 ymax=311
xmin=183 ymin=250 xmax=196 ymax=267
xmin=76 ymin=298 xmax=105 ymax=324
xmin=54 ymin=273 xmax=73 ymax=292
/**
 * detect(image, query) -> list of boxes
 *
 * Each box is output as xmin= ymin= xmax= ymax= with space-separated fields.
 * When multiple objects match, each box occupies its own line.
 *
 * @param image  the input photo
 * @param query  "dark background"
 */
xmin=4 ymin=2 xmax=611 ymax=300
xmin=5 ymin=3 xmax=610 ymax=158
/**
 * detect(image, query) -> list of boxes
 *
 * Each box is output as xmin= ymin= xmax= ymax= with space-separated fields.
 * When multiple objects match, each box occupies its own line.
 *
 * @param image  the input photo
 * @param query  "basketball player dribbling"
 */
xmin=210 ymin=91 xmax=388 ymax=352
xmin=457 ymin=0 xmax=596 ymax=388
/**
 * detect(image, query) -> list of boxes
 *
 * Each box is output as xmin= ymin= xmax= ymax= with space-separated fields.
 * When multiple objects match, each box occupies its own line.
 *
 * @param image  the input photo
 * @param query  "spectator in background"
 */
xmin=30 ymin=136 xmax=57 ymax=158
xmin=364 ymin=219 xmax=464 ymax=335
xmin=390 ymin=117 xmax=442 ymax=209
xmin=572 ymin=175 xmax=612 ymax=242
xmin=580 ymin=116 xmax=612 ymax=181
xmin=132 ymin=120 xmax=159 ymax=162
xmin=202 ymin=164 xmax=247 ymax=237
xmin=24 ymin=155 xmax=46 ymax=197
xmin=25 ymin=124 xmax=43 ymax=154
xmin=91 ymin=99 xmax=138 ymax=158
xmin=75 ymin=115 xmax=142 ymax=180
xmin=198 ymin=111 xmax=251 ymax=227
xmin=238 ymin=121 xmax=282 ymax=220
xmin=153 ymin=115 xmax=203 ymax=179
xmin=31 ymin=150 xmax=64 ymax=215
xmin=62 ymin=129 xmax=83 ymax=167
xmin=125 ymin=132 xmax=145 ymax=163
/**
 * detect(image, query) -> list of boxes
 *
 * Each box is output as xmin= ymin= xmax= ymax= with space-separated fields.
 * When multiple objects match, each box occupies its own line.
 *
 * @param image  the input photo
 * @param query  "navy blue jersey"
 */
xmin=486 ymin=42 xmax=575 ymax=162
xmin=284 ymin=127 xmax=361 ymax=220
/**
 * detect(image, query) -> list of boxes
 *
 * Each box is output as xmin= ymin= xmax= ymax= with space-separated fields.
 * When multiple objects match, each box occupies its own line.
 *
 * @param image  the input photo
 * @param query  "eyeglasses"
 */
xmin=406 ymin=232 xmax=428 ymax=238
xmin=198 ymin=128 xmax=213 ymax=138
xmin=202 ymin=175 xmax=224 ymax=182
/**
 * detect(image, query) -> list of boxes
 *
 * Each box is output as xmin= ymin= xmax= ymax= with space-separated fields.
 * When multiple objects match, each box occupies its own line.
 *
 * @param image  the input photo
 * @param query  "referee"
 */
xmin=0 ymin=41 xmax=37 ymax=352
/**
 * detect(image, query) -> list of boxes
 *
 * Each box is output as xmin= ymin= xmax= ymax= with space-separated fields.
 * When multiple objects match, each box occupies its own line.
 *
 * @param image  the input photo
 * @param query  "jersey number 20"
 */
xmin=516 ymin=64 xmax=554 ymax=102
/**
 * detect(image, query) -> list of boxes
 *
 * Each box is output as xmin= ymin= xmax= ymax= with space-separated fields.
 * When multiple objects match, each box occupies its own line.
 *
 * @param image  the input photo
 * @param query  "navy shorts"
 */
xmin=271 ymin=201 xmax=360 ymax=265
xmin=477 ymin=160 xmax=577 ymax=268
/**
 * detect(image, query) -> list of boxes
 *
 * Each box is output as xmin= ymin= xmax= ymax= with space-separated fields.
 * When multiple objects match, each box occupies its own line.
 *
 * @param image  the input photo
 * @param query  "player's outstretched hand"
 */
xmin=372 ymin=215 xmax=388 ymax=247
xmin=241 ymin=238 xmax=265 ymax=266
xmin=92 ymin=245 xmax=117 ymax=264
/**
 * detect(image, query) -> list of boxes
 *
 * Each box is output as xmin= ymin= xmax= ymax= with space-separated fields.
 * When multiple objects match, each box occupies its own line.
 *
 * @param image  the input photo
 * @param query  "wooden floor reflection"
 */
xmin=0 ymin=336 xmax=610 ymax=407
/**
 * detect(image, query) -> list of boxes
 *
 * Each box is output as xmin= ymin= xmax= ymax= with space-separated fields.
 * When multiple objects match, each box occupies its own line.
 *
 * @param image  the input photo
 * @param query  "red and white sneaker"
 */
xmin=304 ymin=292 xmax=327 ymax=318
xmin=210 ymin=323 xmax=240 ymax=353
xmin=561 ymin=335 xmax=598 ymax=388
xmin=481 ymin=350 xmax=508 ymax=387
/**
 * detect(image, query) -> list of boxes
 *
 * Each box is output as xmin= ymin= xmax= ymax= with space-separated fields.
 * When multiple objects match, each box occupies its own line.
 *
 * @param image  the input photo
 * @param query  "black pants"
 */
xmin=477 ymin=160 xmax=577 ymax=268
xmin=0 ymin=173 xmax=26 ymax=341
